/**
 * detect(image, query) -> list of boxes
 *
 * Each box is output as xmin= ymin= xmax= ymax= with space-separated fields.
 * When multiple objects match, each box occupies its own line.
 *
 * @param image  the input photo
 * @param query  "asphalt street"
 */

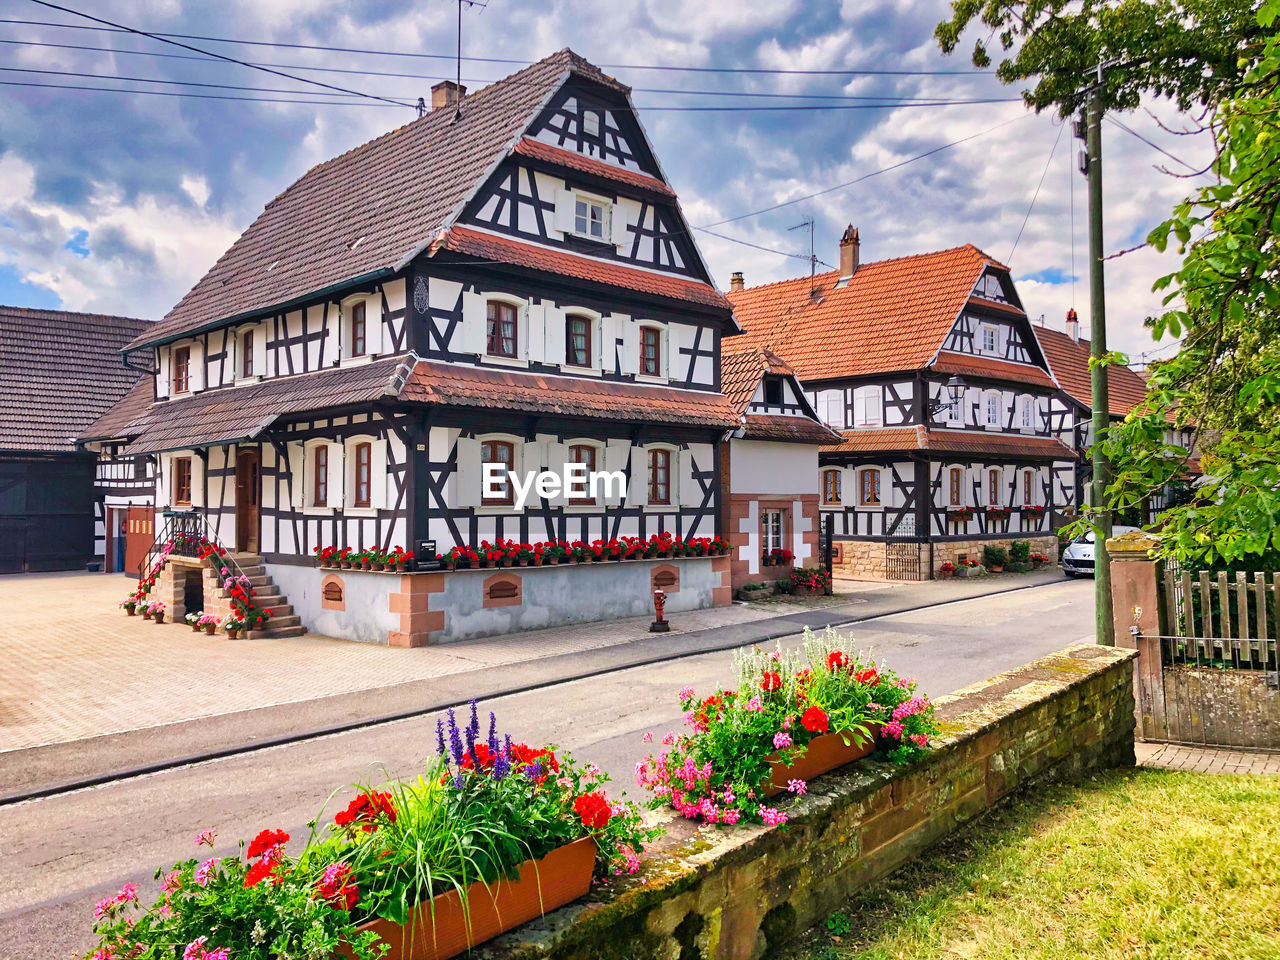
xmin=0 ymin=578 xmax=1094 ymax=960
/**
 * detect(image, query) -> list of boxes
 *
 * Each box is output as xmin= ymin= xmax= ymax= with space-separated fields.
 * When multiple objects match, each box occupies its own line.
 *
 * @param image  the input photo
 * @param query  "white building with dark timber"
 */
xmin=728 ymin=228 xmax=1078 ymax=579
xmin=86 ymin=50 xmax=752 ymax=644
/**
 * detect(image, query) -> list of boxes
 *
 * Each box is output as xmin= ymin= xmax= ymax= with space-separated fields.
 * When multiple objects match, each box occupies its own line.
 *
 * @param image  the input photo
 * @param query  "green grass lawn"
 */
xmin=787 ymin=767 xmax=1280 ymax=960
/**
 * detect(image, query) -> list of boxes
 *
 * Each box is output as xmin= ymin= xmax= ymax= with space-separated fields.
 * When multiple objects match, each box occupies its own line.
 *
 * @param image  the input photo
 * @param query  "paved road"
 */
xmin=0 ymin=579 xmax=1093 ymax=960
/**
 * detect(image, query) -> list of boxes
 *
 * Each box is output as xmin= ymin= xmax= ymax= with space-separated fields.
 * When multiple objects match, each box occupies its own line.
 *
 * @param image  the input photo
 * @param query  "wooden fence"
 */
xmin=1161 ymin=568 xmax=1280 ymax=660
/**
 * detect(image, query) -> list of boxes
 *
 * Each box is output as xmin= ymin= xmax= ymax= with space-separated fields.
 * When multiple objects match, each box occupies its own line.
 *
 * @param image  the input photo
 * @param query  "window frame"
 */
xmin=565 ymin=314 xmax=593 ymax=368
xmin=572 ymin=193 xmax=610 ymax=242
xmin=763 ymin=376 xmax=783 ymax=407
xmin=353 ymin=442 xmax=372 ymax=508
xmin=822 ymin=468 xmax=842 ymax=506
xmin=1022 ymin=469 xmax=1036 ymax=506
xmin=172 ymin=345 xmax=191 ymax=395
xmin=853 ymin=385 xmax=882 ymax=427
xmin=858 ymin=467 xmax=881 ymax=508
xmin=984 ymin=390 xmax=1002 ymax=428
xmin=648 ymin=447 xmax=672 ymax=505
xmin=350 ymin=301 xmax=367 ymax=358
xmin=988 ymin=468 xmax=1002 ymax=506
xmin=948 ymin=466 xmax=964 ymax=507
xmin=567 ymin=443 xmax=599 ymax=505
xmin=313 ymin=444 xmax=328 ymax=508
xmin=979 ymin=323 xmax=999 ymax=355
xmin=486 ymin=300 xmax=519 ymax=359
xmin=761 ymin=508 xmax=786 ymax=554
xmin=173 ymin=456 xmax=193 ymax=507
xmin=639 ymin=326 xmax=662 ymax=377
xmin=480 ymin=439 xmax=516 ymax=507
xmin=240 ymin=329 xmax=255 ymax=379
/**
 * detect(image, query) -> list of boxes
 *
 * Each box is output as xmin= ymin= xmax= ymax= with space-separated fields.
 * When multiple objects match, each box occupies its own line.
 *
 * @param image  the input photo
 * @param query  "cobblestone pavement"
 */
xmin=1135 ymin=740 xmax=1280 ymax=774
xmin=0 ymin=572 xmax=854 ymax=752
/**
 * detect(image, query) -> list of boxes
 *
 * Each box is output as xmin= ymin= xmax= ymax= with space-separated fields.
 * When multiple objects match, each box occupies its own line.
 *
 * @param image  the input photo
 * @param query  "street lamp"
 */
xmin=928 ymin=376 xmax=964 ymax=417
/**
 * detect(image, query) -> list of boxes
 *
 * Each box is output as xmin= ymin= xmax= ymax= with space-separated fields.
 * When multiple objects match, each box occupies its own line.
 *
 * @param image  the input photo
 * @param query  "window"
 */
xmin=980 ymin=325 xmax=998 ymax=354
xmin=853 ymin=386 xmax=881 ymax=427
xmin=354 ymin=442 xmax=372 ymax=508
xmin=241 ymin=329 xmax=254 ymax=378
xmin=648 ymin=448 xmax=671 ymax=504
xmin=172 ymin=346 xmax=190 ymax=394
xmin=985 ymin=392 xmax=1001 ymax=427
xmin=583 ymin=110 xmax=601 ymax=137
xmin=1019 ymin=396 xmax=1033 ymax=430
xmin=988 ymin=468 xmax=1001 ymax=506
xmin=949 ymin=467 xmax=963 ymax=506
xmin=1023 ymin=470 xmax=1035 ymax=505
xmin=822 ymin=469 xmax=842 ymax=505
xmin=481 ymin=440 xmax=514 ymax=506
xmin=858 ymin=468 xmax=881 ymax=507
xmin=764 ymin=377 xmax=783 ymax=406
xmin=568 ymin=444 xmax=597 ymax=505
xmin=762 ymin=509 xmax=785 ymax=553
xmin=174 ymin=456 xmax=192 ymax=506
xmin=486 ymin=301 xmax=517 ymax=358
xmin=823 ymin=393 xmax=846 ymax=430
xmin=313 ymin=445 xmax=328 ymax=507
xmin=350 ymin=302 xmax=367 ymax=358
xmin=574 ymin=196 xmax=607 ymax=240
xmin=566 ymin=314 xmax=592 ymax=367
xmin=640 ymin=326 xmax=661 ymax=376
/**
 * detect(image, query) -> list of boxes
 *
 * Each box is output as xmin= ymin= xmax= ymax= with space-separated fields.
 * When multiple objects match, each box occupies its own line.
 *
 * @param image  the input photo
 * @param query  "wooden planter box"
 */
xmin=762 ymin=728 xmax=877 ymax=798
xmin=341 ymin=837 xmax=596 ymax=960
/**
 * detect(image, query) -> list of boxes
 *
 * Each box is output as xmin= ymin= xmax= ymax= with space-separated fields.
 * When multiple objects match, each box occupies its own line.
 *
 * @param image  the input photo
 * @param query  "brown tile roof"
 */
xmin=513 ymin=137 xmax=675 ymax=197
xmin=119 ymin=357 xmax=413 ymax=454
xmin=430 ymin=225 xmax=730 ymax=310
xmin=930 ymin=352 xmax=1058 ymax=389
xmin=719 ymin=345 xmax=796 ymax=412
xmin=0 ymin=306 xmax=152 ymax=453
xmin=822 ymin=426 xmax=1074 ymax=460
xmin=741 ymin=414 xmax=840 ymax=444
xmin=81 ymin=379 xmax=155 ymax=442
xmin=400 ymin=360 xmax=739 ymax=428
xmin=129 ymin=50 xmax=628 ymax=351
xmin=1034 ymin=325 xmax=1150 ymax=417
xmin=727 ymin=244 xmax=1005 ymax=381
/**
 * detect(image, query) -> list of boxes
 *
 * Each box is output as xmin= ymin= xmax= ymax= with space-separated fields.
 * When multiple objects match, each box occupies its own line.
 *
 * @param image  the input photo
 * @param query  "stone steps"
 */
xmin=249 ymin=624 xmax=307 ymax=640
xmin=224 ymin=553 xmax=306 ymax=640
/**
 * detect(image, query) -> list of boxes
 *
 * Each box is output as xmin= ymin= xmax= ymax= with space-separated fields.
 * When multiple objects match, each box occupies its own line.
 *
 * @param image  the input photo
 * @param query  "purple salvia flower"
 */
xmin=447 ymin=708 xmax=465 ymax=765
xmin=465 ymin=722 xmax=481 ymax=771
xmin=493 ymin=749 xmax=510 ymax=781
xmin=436 ymin=718 xmax=446 ymax=757
xmin=525 ymin=762 xmax=543 ymax=782
xmin=487 ymin=712 xmax=498 ymax=756
xmin=468 ymin=698 xmax=480 ymax=738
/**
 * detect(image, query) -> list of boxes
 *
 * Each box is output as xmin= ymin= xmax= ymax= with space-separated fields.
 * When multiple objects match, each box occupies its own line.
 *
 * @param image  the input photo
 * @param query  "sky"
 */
xmin=0 ymin=0 xmax=1217 ymax=363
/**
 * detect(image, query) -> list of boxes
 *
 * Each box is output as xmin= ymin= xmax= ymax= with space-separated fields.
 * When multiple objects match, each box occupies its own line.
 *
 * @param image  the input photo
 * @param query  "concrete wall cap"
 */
xmin=1106 ymin=529 xmax=1162 ymax=555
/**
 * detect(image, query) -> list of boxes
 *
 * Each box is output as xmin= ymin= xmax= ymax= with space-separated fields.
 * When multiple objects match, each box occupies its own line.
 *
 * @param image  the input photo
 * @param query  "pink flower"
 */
xmin=93 ymin=897 xmax=114 ymax=919
xmin=205 ymin=950 xmax=230 ymax=960
xmin=195 ymin=857 xmax=216 ymax=887
xmin=896 ymin=678 xmax=912 ymax=689
xmin=910 ymin=733 xmax=929 ymax=747
xmin=758 ymin=805 xmax=788 ymax=827
xmin=678 ymin=686 xmax=695 ymax=700
xmin=773 ymin=731 xmax=792 ymax=749
xmin=783 ymin=715 xmax=793 ymax=730
xmin=721 ymin=808 xmax=741 ymax=825
xmin=641 ymin=731 xmax=653 ymax=743
xmin=183 ymin=938 xmax=208 ymax=960
xmin=162 ymin=871 xmax=181 ymax=892
xmin=115 ymin=883 xmax=138 ymax=904
xmin=787 ymin=779 xmax=807 ymax=795
xmin=195 ymin=829 xmax=216 ymax=848
xmin=867 ymin=701 xmax=882 ymax=711
xmin=662 ymin=732 xmax=676 ymax=746
xmin=746 ymin=696 xmax=763 ymax=712
xmin=587 ymin=763 xmax=601 ymax=777
xmin=92 ymin=950 xmax=114 ymax=960
xmin=883 ymin=720 xmax=904 ymax=739
xmin=158 ymin=904 xmax=173 ymax=919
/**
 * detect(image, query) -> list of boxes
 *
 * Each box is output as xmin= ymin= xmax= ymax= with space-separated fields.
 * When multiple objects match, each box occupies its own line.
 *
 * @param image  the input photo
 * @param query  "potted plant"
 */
xmin=956 ymin=557 xmax=982 ymax=578
xmin=768 ymin=548 xmax=794 ymax=567
xmin=147 ymin=600 xmax=167 ymax=624
xmin=339 ymin=548 xmax=354 ymax=570
xmin=938 ymin=560 xmax=956 ymax=580
xmin=986 ymin=506 xmax=1011 ymax=525
xmin=120 ymin=597 xmax=138 ymax=616
xmin=983 ymin=544 xmax=1008 ymax=573
xmin=1030 ymin=552 xmax=1049 ymax=570
xmin=198 ymin=613 xmax=220 ymax=635
xmin=186 ymin=611 xmax=202 ymax=632
xmin=517 ymin=543 xmax=535 ymax=567
xmin=141 ymin=600 xmax=153 ymax=620
xmin=389 ymin=546 xmax=414 ymax=572
xmin=789 ymin=567 xmax=831 ymax=596
xmin=223 ymin=614 xmax=246 ymax=639
xmin=946 ymin=505 xmax=975 ymax=524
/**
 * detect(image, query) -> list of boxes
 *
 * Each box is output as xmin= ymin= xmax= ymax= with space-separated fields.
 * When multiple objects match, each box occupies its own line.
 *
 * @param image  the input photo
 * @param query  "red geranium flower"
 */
xmin=760 ymin=672 xmax=782 ymax=693
xmin=334 ymin=792 xmax=396 ymax=833
xmin=509 ymin=743 xmax=559 ymax=782
xmin=800 ymin=706 xmax=829 ymax=734
xmin=854 ymin=668 xmax=881 ymax=686
xmin=573 ymin=791 xmax=612 ymax=830
xmin=826 ymin=651 xmax=848 ymax=671
xmin=246 ymin=828 xmax=290 ymax=860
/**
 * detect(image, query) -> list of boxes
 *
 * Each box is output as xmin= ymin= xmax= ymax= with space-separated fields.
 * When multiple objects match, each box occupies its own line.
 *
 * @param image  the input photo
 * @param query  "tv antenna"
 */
xmin=789 ymin=217 xmax=817 ymax=294
xmin=451 ymin=0 xmax=487 ymax=120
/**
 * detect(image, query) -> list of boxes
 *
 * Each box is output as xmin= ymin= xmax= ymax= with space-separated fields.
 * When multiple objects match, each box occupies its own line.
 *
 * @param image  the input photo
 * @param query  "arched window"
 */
xmin=486 ymin=301 xmax=518 ymax=358
xmin=350 ymin=302 xmax=367 ymax=357
xmin=858 ymin=468 xmax=881 ymax=507
xmin=354 ymin=442 xmax=372 ymax=508
xmin=988 ymin=468 xmax=1001 ymax=506
xmin=566 ymin=315 xmax=592 ymax=367
xmin=172 ymin=346 xmax=190 ymax=394
xmin=568 ymin=443 xmax=597 ymax=505
xmin=948 ymin=467 xmax=963 ymax=506
xmin=1023 ymin=469 xmax=1035 ymax=505
xmin=822 ymin=469 xmax=842 ymax=505
xmin=313 ymin=445 xmax=328 ymax=507
xmin=648 ymin=448 xmax=671 ymax=504
xmin=984 ymin=391 xmax=1001 ymax=427
xmin=241 ymin=329 xmax=255 ymax=378
xmin=481 ymin=440 xmax=515 ymax=505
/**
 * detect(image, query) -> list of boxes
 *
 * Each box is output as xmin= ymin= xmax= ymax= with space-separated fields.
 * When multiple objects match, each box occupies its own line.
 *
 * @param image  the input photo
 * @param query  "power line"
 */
xmin=0 ymin=16 xmax=995 ymax=76
xmin=698 ymin=114 xmax=1030 ymax=228
xmin=0 ymin=64 xmax=377 ymax=97
xmin=1104 ymin=115 xmax=1204 ymax=173
xmin=1006 ymin=121 xmax=1065 ymax=265
xmin=0 ymin=78 xmax=400 ymax=106
xmin=21 ymin=1 xmax=413 ymax=108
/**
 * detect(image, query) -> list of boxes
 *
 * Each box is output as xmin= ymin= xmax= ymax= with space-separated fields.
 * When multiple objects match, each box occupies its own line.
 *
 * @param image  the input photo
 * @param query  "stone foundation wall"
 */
xmin=932 ymin=536 xmax=1057 ymax=575
xmin=831 ymin=540 xmax=888 ymax=579
xmin=477 ymin=643 xmax=1137 ymax=960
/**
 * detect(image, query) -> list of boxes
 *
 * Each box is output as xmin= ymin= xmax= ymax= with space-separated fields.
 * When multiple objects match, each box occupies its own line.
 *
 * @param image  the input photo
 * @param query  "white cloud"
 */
xmin=180 ymin=174 xmax=210 ymax=209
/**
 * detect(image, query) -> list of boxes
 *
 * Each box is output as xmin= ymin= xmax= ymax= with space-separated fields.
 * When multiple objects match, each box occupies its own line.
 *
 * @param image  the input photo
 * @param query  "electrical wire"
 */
xmin=1104 ymin=114 xmax=1204 ymax=173
xmin=1006 ymin=121 xmax=1065 ymax=265
xmin=0 ymin=78 xmax=396 ymax=106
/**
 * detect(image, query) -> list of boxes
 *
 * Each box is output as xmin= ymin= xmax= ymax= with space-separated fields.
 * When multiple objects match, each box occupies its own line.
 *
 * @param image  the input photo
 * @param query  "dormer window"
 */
xmin=764 ymin=376 xmax=783 ymax=406
xmin=241 ymin=329 xmax=255 ymax=378
xmin=566 ymin=314 xmax=592 ymax=367
xmin=574 ymin=196 xmax=608 ymax=240
xmin=980 ymin=324 xmax=998 ymax=354
xmin=172 ymin=346 xmax=190 ymax=395
xmin=350 ymin=302 xmax=367 ymax=358
xmin=487 ymin=301 xmax=518 ymax=358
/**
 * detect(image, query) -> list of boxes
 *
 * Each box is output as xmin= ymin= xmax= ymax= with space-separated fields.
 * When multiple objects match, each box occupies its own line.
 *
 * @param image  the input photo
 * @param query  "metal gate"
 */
xmin=819 ymin=513 xmax=833 ymax=577
xmin=886 ymin=540 xmax=924 ymax=581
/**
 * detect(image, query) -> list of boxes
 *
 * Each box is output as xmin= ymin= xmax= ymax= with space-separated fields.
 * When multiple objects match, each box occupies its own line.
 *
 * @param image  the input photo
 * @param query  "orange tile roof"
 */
xmin=741 ymin=414 xmax=841 ymax=444
xmin=1034 ymin=325 xmax=1150 ymax=417
xmin=727 ymin=244 xmax=1001 ymax=381
xmin=430 ymin=225 xmax=731 ymax=312
xmin=513 ymin=137 xmax=676 ymax=198
xmin=930 ymin=352 xmax=1058 ymax=389
xmin=822 ymin=427 xmax=1074 ymax=460
xmin=720 ymin=345 xmax=795 ymax=413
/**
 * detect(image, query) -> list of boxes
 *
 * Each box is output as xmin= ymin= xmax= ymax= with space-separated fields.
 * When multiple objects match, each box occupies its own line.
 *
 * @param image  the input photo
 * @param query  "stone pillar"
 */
xmin=1106 ymin=530 xmax=1166 ymax=741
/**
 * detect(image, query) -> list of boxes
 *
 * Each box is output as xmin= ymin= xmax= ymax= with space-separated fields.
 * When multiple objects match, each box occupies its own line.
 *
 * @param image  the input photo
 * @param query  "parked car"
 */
xmin=1061 ymin=526 xmax=1141 ymax=577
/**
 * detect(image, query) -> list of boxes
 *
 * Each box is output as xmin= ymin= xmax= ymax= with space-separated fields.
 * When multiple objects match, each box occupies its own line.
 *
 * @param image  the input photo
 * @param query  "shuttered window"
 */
xmin=566 ymin=315 xmax=592 ymax=367
xmin=640 ymin=327 xmax=661 ymax=376
xmin=350 ymin=302 xmax=367 ymax=357
xmin=988 ymin=468 xmax=1001 ymax=506
xmin=568 ymin=444 xmax=597 ymax=505
xmin=241 ymin=329 xmax=254 ymax=378
xmin=313 ymin=446 xmax=328 ymax=507
xmin=172 ymin=346 xmax=190 ymax=394
xmin=648 ymin=448 xmax=671 ymax=504
xmin=481 ymin=440 xmax=514 ymax=505
xmin=822 ymin=469 xmax=842 ymax=505
xmin=354 ymin=442 xmax=372 ymax=508
xmin=949 ymin=467 xmax=963 ymax=506
xmin=174 ymin=457 xmax=192 ymax=506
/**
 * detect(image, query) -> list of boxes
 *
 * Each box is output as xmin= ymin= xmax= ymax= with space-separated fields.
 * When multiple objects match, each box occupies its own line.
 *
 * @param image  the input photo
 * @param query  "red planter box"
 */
xmin=341 ymin=837 xmax=596 ymax=960
xmin=762 ymin=727 xmax=877 ymax=798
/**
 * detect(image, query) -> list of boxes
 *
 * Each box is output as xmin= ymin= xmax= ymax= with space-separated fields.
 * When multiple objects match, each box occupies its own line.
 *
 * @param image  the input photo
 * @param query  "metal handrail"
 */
xmin=134 ymin=510 xmax=262 ymax=624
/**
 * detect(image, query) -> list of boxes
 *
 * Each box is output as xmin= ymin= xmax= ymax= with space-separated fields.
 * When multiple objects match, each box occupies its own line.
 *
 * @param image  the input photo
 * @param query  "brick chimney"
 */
xmin=1065 ymin=307 xmax=1079 ymax=342
xmin=729 ymin=271 xmax=745 ymax=292
xmin=839 ymin=225 xmax=860 ymax=280
xmin=431 ymin=80 xmax=467 ymax=110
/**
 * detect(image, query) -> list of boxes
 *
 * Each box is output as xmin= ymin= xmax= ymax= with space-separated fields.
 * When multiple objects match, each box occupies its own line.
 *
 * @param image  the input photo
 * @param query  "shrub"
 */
xmin=1009 ymin=539 xmax=1031 ymax=563
xmin=983 ymin=545 xmax=1009 ymax=568
xmin=775 ymin=577 xmax=795 ymax=595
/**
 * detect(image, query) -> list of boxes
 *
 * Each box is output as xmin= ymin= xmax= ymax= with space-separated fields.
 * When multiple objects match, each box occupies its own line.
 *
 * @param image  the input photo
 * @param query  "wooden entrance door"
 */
xmin=235 ymin=449 xmax=260 ymax=554
xmin=124 ymin=505 xmax=153 ymax=575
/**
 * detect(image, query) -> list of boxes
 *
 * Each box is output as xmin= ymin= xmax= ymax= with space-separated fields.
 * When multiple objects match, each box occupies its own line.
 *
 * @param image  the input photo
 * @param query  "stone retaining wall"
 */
xmin=478 ymin=643 xmax=1137 ymax=960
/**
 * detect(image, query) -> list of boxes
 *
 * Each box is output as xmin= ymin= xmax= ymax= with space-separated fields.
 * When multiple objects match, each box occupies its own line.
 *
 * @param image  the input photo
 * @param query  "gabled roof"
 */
xmin=0 ymin=306 xmax=151 ymax=454
xmin=1035 ymin=325 xmax=1150 ymax=417
xmin=81 ymin=379 xmax=154 ymax=442
xmin=128 ymin=49 xmax=646 ymax=352
xmin=727 ymin=244 xmax=1009 ymax=381
xmin=720 ymin=345 xmax=841 ymax=444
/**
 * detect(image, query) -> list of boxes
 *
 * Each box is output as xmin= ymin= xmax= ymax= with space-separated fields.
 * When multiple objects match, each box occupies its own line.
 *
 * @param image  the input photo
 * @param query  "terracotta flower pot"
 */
xmin=362 ymin=561 xmax=372 ymax=571
xmin=340 ymin=837 xmax=596 ymax=960
xmin=372 ymin=562 xmax=384 ymax=571
xmin=446 ymin=561 xmax=457 ymax=572
xmin=125 ymin=607 xmax=136 ymax=616
xmin=142 ymin=610 xmax=153 ymax=621
xmin=990 ymin=565 xmax=1004 ymax=573
xmin=204 ymin=623 xmax=217 ymax=635
xmin=226 ymin=628 xmax=239 ymax=640
xmin=153 ymin=612 xmax=166 ymax=624
xmin=761 ymin=727 xmax=878 ymax=798
xmin=191 ymin=623 xmax=202 ymax=632
xmin=939 ymin=569 xmax=954 ymax=580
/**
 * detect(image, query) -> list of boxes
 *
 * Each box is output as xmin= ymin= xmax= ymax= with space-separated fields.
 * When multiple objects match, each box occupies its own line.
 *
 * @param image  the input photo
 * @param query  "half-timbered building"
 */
xmin=87 ymin=50 xmax=743 ymax=643
xmin=1 ymin=305 xmax=153 ymax=573
xmin=728 ymin=228 xmax=1078 ymax=579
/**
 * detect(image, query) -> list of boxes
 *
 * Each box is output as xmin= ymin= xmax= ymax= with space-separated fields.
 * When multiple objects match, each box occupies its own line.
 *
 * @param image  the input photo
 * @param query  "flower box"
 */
xmin=340 ymin=837 xmax=596 ymax=960
xmin=761 ymin=728 xmax=877 ymax=799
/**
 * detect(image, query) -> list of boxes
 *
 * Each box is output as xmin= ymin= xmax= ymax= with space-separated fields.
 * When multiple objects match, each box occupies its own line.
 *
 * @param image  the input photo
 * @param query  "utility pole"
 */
xmin=1078 ymin=64 xmax=1114 ymax=646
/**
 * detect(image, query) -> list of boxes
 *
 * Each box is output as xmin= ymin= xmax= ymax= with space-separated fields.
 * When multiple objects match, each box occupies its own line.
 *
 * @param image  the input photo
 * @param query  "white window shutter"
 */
xmin=604 ymin=440 xmax=629 ymax=506
xmin=288 ymin=444 xmax=304 ymax=508
xmin=677 ymin=448 xmax=695 ymax=505
xmin=554 ymin=189 xmax=575 ymax=234
xmin=881 ymin=467 xmax=894 ymax=508
xmin=545 ymin=442 xmax=568 ymax=506
xmin=599 ymin=314 xmax=617 ymax=372
xmin=253 ymin=324 xmax=268 ymax=373
xmin=543 ymin=305 xmax=566 ymax=365
xmin=525 ymin=303 xmax=543 ymax=363
xmin=853 ymin=389 xmax=867 ymax=427
xmin=371 ymin=439 xmax=388 ymax=509
xmin=867 ymin=388 xmax=882 ymax=426
xmin=190 ymin=456 xmax=205 ymax=507
xmin=328 ymin=442 xmax=345 ymax=508
xmin=460 ymin=292 xmax=487 ymax=356
xmin=610 ymin=205 xmax=629 ymax=251
xmin=455 ymin=437 xmax=481 ymax=508
xmin=189 ymin=342 xmax=206 ymax=392
xmin=619 ymin=318 xmax=639 ymax=375
xmin=627 ymin=446 xmax=648 ymax=506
